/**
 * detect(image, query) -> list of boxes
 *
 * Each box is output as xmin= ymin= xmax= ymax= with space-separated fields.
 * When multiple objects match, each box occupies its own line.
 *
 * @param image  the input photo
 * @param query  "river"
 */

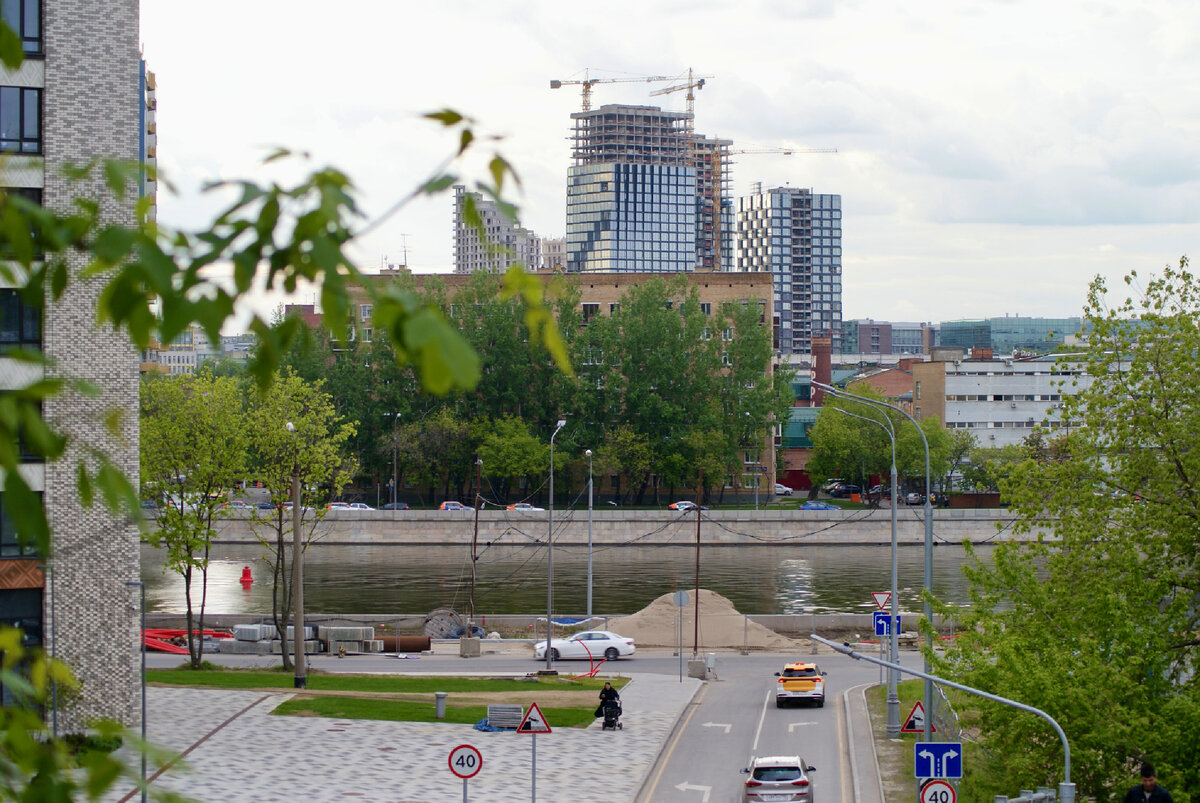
xmin=140 ymin=541 xmax=996 ymax=617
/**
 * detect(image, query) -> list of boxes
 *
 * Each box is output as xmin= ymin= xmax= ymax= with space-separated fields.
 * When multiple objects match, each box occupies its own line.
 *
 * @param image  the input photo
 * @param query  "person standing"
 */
xmin=1123 ymin=763 xmax=1173 ymax=803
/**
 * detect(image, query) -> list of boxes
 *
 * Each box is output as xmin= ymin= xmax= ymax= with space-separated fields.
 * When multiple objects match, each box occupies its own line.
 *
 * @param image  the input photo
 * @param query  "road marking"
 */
xmin=701 ymin=721 xmax=731 ymax=734
xmin=788 ymin=721 xmax=818 ymax=732
xmin=837 ymin=688 xmax=851 ymax=803
xmin=639 ymin=683 xmax=708 ymax=803
xmin=752 ymin=688 xmax=771 ymax=751
xmin=673 ymin=781 xmax=712 ymax=801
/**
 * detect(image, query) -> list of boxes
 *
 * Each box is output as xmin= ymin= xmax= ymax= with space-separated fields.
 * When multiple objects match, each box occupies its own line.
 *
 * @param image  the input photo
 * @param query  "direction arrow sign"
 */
xmin=872 ymin=591 xmax=891 ymax=610
xmin=517 ymin=702 xmax=552 ymax=733
xmin=901 ymin=700 xmax=936 ymax=733
xmin=915 ymin=742 xmax=962 ymax=778
xmin=674 ymin=781 xmax=712 ymax=801
xmin=920 ymin=779 xmax=956 ymax=803
xmin=873 ymin=611 xmax=899 ymax=636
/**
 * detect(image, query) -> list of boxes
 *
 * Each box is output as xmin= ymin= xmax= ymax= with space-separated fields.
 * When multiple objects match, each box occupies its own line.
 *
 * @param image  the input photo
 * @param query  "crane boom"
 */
xmin=550 ymin=71 xmax=676 ymax=111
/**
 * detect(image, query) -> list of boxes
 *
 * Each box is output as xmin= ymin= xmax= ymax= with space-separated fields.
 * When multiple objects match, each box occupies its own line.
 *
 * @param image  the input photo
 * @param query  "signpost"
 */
xmin=517 ymin=703 xmax=552 ymax=802
xmin=872 ymin=591 xmax=891 ymax=610
xmin=448 ymin=744 xmax=482 ymax=802
xmin=902 ymin=700 xmax=935 ymax=734
xmin=673 ymin=590 xmax=689 ymax=682
xmin=914 ymin=742 xmax=962 ymax=778
xmin=873 ymin=610 xmax=899 ymax=636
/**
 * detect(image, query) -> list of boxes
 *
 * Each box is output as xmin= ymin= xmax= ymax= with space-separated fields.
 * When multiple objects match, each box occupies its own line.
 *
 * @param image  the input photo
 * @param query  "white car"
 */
xmin=347 ymin=502 xmax=375 ymax=510
xmin=740 ymin=755 xmax=816 ymax=802
xmin=507 ymin=502 xmax=544 ymax=512
xmin=532 ymin=630 xmax=635 ymax=661
xmin=774 ymin=483 xmax=793 ymax=496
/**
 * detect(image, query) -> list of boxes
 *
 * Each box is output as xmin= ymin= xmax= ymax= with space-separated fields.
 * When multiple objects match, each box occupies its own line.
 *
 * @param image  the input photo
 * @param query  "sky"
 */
xmin=139 ymin=0 xmax=1200 ymax=327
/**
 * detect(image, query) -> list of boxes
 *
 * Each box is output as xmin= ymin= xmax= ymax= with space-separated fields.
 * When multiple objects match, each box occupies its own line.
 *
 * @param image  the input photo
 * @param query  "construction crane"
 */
xmin=710 ymin=146 xmax=838 ymax=271
xmin=549 ymin=70 xmax=676 ymax=112
xmin=649 ymin=67 xmax=714 ymax=119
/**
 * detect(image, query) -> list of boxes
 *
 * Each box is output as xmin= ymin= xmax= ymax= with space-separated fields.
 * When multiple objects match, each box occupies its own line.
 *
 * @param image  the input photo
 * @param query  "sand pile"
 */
xmin=608 ymin=589 xmax=800 ymax=650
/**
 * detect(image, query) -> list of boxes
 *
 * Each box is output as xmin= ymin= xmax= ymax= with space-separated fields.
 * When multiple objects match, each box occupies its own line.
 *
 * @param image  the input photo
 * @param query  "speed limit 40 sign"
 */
xmin=448 ymin=744 xmax=482 ymax=779
xmin=921 ymin=779 xmax=956 ymax=803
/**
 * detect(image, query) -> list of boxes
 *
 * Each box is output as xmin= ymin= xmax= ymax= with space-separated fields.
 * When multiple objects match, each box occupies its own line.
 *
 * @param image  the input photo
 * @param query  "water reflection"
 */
xmin=140 ymin=542 xmax=994 ymax=617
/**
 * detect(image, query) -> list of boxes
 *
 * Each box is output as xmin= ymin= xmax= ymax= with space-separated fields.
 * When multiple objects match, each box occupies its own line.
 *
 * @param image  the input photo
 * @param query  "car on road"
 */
xmin=221 ymin=500 xmax=253 ymax=511
xmin=506 ymin=502 xmax=545 ymax=512
xmin=774 ymin=483 xmax=793 ymax=496
xmin=438 ymin=501 xmax=470 ymax=511
xmin=255 ymin=501 xmax=275 ymax=510
xmin=381 ymin=501 xmax=410 ymax=510
xmin=327 ymin=501 xmax=351 ymax=510
xmin=905 ymin=492 xmax=925 ymax=505
xmin=347 ymin=502 xmax=374 ymax=510
xmin=867 ymin=484 xmax=891 ymax=499
xmin=668 ymin=500 xmax=707 ymax=511
xmin=740 ymin=754 xmax=817 ymax=802
xmin=532 ymin=630 xmax=636 ymax=661
xmin=774 ymin=661 xmax=826 ymax=707
xmin=820 ymin=478 xmax=845 ymax=493
xmin=800 ymin=501 xmax=839 ymax=511
xmin=828 ymin=483 xmax=861 ymax=499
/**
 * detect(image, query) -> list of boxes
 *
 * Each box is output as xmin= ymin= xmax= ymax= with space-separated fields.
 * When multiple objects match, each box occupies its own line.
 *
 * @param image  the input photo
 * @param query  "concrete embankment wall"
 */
xmin=199 ymin=508 xmax=1051 ymax=547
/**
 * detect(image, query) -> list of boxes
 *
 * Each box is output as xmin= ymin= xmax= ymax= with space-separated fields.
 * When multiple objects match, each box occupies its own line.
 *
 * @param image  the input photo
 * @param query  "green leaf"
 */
xmin=0 ymin=19 xmax=23 ymax=71
xmin=424 ymin=109 xmax=464 ymax=126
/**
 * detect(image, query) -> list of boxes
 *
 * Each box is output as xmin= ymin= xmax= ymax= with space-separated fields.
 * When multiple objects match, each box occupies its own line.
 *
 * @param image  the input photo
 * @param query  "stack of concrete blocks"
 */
xmin=221 ymin=624 xmax=321 ymax=655
xmin=318 ymin=625 xmax=384 ymax=654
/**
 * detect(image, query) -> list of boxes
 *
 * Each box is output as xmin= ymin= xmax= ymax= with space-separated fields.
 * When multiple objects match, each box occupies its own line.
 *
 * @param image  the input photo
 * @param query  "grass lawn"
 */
xmin=274 ymin=695 xmax=596 ymax=727
xmin=147 ymin=668 xmax=620 ymax=694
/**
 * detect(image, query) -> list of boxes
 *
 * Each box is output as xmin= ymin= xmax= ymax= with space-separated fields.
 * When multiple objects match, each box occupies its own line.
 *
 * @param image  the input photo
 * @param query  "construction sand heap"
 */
xmin=608 ymin=589 xmax=801 ymax=650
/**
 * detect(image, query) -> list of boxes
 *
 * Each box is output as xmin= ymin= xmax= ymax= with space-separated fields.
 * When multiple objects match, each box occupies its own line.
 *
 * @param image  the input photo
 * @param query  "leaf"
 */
xmin=424 ymin=109 xmax=464 ymax=126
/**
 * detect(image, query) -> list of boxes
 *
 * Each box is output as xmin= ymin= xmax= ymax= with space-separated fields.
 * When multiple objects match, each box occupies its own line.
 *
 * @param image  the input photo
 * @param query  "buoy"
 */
xmin=239 ymin=566 xmax=253 ymax=586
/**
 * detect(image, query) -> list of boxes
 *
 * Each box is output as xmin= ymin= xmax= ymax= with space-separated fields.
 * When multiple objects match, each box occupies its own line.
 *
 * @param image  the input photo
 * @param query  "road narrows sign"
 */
xmin=517 ymin=702 xmax=552 ymax=733
xmin=448 ymin=744 xmax=482 ymax=779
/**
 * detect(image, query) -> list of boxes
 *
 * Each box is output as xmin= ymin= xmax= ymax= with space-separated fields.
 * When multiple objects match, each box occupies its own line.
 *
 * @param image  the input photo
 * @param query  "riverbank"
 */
xmin=194 ymin=507 xmax=1047 ymax=546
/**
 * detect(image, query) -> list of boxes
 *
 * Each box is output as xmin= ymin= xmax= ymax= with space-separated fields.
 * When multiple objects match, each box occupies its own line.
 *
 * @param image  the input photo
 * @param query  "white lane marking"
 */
xmin=700 ymin=721 xmax=731 ymax=734
xmin=788 ymin=720 xmax=819 ymax=732
xmin=752 ymin=688 xmax=771 ymax=751
xmin=673 ymin=781 xmax=712 ymax=801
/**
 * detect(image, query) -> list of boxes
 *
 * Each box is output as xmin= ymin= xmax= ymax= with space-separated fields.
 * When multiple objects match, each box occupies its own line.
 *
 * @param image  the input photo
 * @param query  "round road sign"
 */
xmin=448 ymin=744 xmax=482 ymax=779
xmin=672 ymin=590 xmax=689 ymax=607
xmin=920 ymin=779 xmax=956 ymax=803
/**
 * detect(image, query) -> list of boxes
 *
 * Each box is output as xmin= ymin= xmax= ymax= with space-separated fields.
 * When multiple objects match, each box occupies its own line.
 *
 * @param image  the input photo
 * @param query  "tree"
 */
xmin=140 ymin=370 xmax=247 ymax=668
xmin=933 ymin=259 xmax=1200 ymax=799
xmin=476 ymin=416 xmax=547 ymax=503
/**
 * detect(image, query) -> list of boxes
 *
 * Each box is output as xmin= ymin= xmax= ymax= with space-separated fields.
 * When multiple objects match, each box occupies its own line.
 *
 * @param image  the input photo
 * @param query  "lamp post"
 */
xmin=385 ymin=412 xmax=400 ymax=510
xmin=814 ymin=380 xmax=933 ymax=740
xmin=832 ymin=405 xmax=901 ymax=738
xmin=285 ymin=420 xmax=306 ymax=689
xmin=545 ymin=419 xmax=567 ymax=670
xmin=585 ymin=448 xmax=594 ymax=620
xmin=124 ymin=580 xmax=146 ymax=803
xmin=745 ymin=412 xmax=758 ymax=510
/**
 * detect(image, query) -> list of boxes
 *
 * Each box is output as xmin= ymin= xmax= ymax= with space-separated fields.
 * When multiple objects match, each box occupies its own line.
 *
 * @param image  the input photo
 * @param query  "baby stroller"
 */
xmin=601 ymin=699 xmax=622 ymax=731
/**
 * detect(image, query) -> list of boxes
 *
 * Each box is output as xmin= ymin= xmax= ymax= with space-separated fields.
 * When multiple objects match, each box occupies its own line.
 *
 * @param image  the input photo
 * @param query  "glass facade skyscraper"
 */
xmin=735 ymin=187 xmax=842 ymax=356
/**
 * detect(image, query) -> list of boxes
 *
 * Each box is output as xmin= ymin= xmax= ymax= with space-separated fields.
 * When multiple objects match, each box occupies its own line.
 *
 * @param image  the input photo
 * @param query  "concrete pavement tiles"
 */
xmin=105 ymin=675 xmax=703 ymax=802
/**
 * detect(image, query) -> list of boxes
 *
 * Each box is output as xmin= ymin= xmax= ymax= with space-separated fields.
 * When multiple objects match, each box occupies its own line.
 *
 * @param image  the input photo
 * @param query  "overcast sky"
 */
xmin=140 ymin=0 xmax=1200 ymax=326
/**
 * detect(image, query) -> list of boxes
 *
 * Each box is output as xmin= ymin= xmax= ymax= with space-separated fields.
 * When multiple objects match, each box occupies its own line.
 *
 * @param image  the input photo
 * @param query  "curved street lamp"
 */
xmin=814 ymin=380 xmax=934 ymax=740
xmin=545 ymin=419 xmax=567 ymax=670
xmin=585 ymin=448 xmax=594 ymax=620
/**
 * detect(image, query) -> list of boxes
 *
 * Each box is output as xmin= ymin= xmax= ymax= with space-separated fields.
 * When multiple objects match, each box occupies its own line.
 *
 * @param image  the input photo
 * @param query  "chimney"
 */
xmin=812 ymin=335 xmax=832 ymax=406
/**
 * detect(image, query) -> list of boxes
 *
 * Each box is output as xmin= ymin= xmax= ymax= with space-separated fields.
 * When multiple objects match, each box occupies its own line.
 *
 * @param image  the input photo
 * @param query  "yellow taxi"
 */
xmin=774 ymin=661 xmax=826 ymax=708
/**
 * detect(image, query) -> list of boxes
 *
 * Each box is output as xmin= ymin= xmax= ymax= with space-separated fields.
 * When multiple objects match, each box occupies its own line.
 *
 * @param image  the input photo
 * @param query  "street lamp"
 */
xmin=286 ymin=420 xmax=306 ymax=689
xmin=585 ymin=448 xmax=593 ymax=620
xmin=545 ymin=419 xmax=567 ymax=670
xmin=745 ymin=412 xmax=758 ymax=510
xmin=384 ymin=412 xmax=400 ymax=510
xmin=832 ymin=405 xmax=901 ymax=738
xmin=814 ymin=380 xmax=933 ymax=740
xmin=124 ymin=580 xmax=146 ymax=803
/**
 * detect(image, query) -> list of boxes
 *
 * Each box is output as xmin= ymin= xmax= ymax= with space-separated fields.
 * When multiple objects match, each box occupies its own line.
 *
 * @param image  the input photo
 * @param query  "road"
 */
xmin=146 ymin=645 xmax=923 ymax=801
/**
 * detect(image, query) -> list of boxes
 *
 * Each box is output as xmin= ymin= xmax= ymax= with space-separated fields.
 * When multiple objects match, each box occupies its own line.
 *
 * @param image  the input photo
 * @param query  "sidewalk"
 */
xmin=105 ymin=674 xmax=704 ymax=802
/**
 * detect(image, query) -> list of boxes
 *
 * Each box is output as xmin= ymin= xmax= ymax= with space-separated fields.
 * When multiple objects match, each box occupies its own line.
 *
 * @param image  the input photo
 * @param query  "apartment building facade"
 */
xmin=453 ymin=184 xmax=541 ymax=273
xmin=0 ymin=0 xmax=142 ymax=729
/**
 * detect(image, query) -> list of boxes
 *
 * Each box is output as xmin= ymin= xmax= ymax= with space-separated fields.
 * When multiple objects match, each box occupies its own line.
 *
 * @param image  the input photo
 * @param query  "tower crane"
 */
xmin=649 ymin=67 xmax=714 ymax=120
xmin=549 ymin=70 xmax=676 ymax=111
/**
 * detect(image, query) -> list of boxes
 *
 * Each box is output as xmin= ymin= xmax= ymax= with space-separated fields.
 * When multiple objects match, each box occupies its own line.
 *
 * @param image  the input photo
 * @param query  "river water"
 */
xmin=140 ymin=541 xmax=994 ymax=617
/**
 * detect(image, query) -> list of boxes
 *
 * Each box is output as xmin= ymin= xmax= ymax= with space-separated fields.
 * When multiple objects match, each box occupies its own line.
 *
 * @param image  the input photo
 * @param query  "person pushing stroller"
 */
xmin=596 ymin=681 xmax=622 ymax=730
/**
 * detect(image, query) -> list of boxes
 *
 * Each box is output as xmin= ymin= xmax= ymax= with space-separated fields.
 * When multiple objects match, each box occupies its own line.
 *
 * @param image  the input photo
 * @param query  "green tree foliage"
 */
xmin=934 ymin=259 xmax=1200 ymax=800
xmin=244 ymin=372 xmax=356 ymax=670
xmin=140 ymin=369 xmax=247 ymax=668
xmin=476 ymin=416 xmax=547 ymax=502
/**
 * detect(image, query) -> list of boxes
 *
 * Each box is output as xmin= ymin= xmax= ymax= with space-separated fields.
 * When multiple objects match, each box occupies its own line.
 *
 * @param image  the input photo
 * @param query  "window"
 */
xmin=0 ymin=288 xmax=40 ymax=350
xmin=1 ymin=0 xmax=41 ymax=55
xmin=581 ymin=302 xmax=599 ymax=324
xmin=0 ymin=492 xmax=39 ymax=557
xmin=359 ymin=304 xmax=372 ymax=321
xmin=915 ymin=381 xmax=921 ymax=400
xmin=0 ymin=86 xmax=40 ymax=153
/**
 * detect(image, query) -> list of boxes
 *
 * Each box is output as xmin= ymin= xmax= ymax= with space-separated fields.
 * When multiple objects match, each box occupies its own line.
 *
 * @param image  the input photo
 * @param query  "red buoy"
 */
xmin=239 ymin=566 xmax=253 ymax=586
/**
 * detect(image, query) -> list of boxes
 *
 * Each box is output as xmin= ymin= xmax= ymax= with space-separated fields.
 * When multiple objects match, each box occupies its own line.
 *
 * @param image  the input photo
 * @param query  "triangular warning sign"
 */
xmin=517 ymin=702 xmax=552 ymax=734
xmin=901 ymin=700 xmax=936 ymax=733
xmin=872 ymin=591 xmax=891 ymax=610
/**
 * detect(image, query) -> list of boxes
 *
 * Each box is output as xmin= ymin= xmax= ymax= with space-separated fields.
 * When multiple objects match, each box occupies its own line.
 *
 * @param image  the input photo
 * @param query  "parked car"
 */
xmin=347 ymin=502 xmax=375 ymax=510
xmin=221 ymin=500 xmax=253 ymax=510
xmin=820 ymin=478 xmax=845 ymax=493
xmin=774 ymin=661 xmax=826 ymax=707
xmin=439 ymin=501 xmax=469 ymax=511
xmin=828 ymin=483 xmax=861 ymax=499
xmin=506 ymin=502 xmax=545 ymax=512
xmin=532 ymin=630 xmax=636 ymax=661
xmin=740 ymin=754 xmax=817 ymax=803
xmin=774 ymin=483 xmax=794 ymax=496
xmin=668 ymin=500 xmax=707 ymax=511
xmin=905 ymin=492 xmax=925 ymax=505
xmin=256 ymin=501 xmax=276 ymax=510
xmin=381 ymin=501 xmax=410 ymax=510
xmin=800 ymin=501 xmax=839 ymax=511
xmin=327 ymin=501 xmax=351 ymax=510
xmin=867 ymin=484 xmax=891 ymax=499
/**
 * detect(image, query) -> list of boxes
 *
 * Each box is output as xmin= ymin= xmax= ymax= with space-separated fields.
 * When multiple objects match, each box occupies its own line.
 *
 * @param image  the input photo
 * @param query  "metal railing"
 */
xmin=995 ymin=789 xmax=1056 ymax=802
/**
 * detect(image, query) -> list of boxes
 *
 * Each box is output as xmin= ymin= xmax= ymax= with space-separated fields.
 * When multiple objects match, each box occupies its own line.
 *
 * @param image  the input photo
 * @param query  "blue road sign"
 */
xmin=873 ymin=611 xmax=900 ymax=636
xmin=914 ymin=742 xmax=962 ymax=779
